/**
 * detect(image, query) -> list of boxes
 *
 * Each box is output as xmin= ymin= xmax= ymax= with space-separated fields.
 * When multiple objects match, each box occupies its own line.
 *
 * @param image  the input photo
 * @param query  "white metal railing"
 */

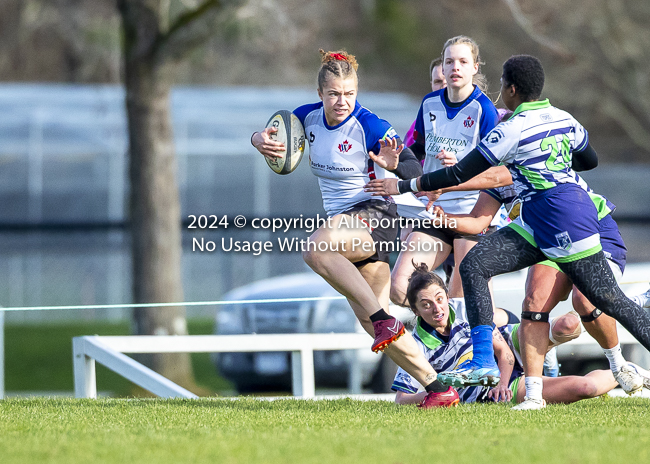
xmin=73 ymin=333 xmax=370 ymax=399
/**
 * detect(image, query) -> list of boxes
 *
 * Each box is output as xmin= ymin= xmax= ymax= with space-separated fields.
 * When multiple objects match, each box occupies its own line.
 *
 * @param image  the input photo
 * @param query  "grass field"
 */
xmin=1 ymin=397 xmax=649 ymax=464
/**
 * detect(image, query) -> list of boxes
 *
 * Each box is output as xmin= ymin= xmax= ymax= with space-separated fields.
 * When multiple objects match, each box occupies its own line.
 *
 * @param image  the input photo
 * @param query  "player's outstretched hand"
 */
xmin=368 ymin=137 xmax=403 ymax=171
xmin=416 ymin=191 xmax=442 ymax=211
xmin=435 ymin=149 xmax=457 ymax=167
xmin=364 ymin=178 xmax=399 ymax=196
xmin=487 ymin=383 xmax=513 ymax=403
xmin=251 ymin=127 xmax=286 ymax=159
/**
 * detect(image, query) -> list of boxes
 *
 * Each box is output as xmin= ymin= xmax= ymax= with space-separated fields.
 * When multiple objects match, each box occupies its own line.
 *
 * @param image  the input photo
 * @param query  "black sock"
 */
xmin=425 ymin=380 xmax=448 ymax=393
xmin=369 ymin=309 xmax=392 ymax=323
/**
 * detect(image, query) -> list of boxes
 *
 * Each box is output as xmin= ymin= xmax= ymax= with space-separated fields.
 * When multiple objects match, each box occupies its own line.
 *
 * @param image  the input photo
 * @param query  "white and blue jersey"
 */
xmin=392 ymin=298 xmax=524 ymax=403
xmin=293 ymin=101 xmax=399 ymax=217
xmin=414 ymin=85 xmax=498 ymax=214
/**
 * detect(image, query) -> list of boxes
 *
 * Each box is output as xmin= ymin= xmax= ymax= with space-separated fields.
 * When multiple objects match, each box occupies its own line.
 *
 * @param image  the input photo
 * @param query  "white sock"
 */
xmin=524 ymin=376 xmax=543 ymax=401
xmin=603 ymin=344 xmax=626 ymax=373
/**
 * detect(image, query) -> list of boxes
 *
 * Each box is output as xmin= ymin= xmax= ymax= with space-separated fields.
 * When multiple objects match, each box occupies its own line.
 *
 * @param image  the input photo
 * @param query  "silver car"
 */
xmin=213 ymin=272 xmax=413 ymax=393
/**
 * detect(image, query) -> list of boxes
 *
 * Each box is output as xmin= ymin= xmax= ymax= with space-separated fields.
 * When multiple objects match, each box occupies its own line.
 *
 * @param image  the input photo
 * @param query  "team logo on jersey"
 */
xmin=429 ymin=112 xmax=436 ymax=122
xmin=540 ymin=113 xmax=553 ymax=122
xmin=555 ymin=231 xmax=572 ymax=251
xmin=463 ymin=115 xmax=475 ymax=128
xmin=338 ymin=139 xmax=352 ymax=153
xmin=488 ymin=129 xmax=504 ymax=144
xmin=309 ymin=131 xmax=315 ymax=143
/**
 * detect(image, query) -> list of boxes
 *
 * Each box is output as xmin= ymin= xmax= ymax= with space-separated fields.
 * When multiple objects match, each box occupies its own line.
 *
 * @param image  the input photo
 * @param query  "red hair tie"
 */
xmin=330 ymin=53 xmax=347 ymax=61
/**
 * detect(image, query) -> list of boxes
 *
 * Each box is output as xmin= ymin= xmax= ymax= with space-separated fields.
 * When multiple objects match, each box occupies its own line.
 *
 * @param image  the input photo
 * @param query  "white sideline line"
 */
xmin=0 ymin=276 xmax=646 ymax=312
xmin=211 ymin=393 xmax=397 ymax=402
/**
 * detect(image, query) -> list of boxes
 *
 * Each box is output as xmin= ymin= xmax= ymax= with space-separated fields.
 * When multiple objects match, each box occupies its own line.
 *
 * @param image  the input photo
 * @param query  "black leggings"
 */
xmin=459 ymin=226 xmax=650 ymax=352
xmin=459 ymin=227 xmax=545 ymax=327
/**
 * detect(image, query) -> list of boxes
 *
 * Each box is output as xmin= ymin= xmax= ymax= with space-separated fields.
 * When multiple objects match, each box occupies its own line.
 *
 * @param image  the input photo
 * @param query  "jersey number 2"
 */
xmin=541 ymin=135 xmax=571 ymax=172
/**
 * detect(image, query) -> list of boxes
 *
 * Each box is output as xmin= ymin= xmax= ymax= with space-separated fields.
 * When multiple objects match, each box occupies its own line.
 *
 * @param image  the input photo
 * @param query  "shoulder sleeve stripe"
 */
xmin=477 ymin=143 xmax=499 ymax=165
xmin=575 ymin=131 xmax=589 ymax=152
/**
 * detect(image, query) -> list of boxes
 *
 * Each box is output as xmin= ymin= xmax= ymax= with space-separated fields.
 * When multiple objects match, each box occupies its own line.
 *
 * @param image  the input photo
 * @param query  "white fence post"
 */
xmin=73 ymin=337 xmax=97 ymax=399
xmin=291 ymin=348 xmax=315 ymax=398
xmin=71 ymin=333 xmax=370 ymax=400
xmin=73 ymin=336 xmax=197 ymax=399
xmin=348 ymin=349 xmax=362 ymax=395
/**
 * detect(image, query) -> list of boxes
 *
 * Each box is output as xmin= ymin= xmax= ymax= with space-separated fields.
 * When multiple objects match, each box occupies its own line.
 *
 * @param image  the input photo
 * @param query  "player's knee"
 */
xmin=574 ymin=378 xmax=599 ymax=399
xmin=554 ymin=313 xmax=581 ymax=339
xmin=459 ymin=252 xmax=486 ymax=282
xmin=522 ymin=293 xmax=543 ymax=313
xmin=302 ymin=247 xmax=320 ymax=270
xmin=389 ymin=284 xmax=407 ymax=307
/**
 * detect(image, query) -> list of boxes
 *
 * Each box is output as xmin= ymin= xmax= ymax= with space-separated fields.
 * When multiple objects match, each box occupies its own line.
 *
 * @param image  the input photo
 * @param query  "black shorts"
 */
xmin=340 ymin=199 xmax=398 ymax=266
xmin=412 ymin=224 xmax=497 ymax=247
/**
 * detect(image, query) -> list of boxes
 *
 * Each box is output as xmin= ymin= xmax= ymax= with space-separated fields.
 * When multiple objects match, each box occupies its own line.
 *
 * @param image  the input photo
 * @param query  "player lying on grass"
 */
xmin=392 ymin=263 xmax=650 ymax=407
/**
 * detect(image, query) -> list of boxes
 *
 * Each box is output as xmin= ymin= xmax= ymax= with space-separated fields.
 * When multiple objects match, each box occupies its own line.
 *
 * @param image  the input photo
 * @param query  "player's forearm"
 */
xmin=440 ymin=166 xmax=512 ymax=193
xmin=446 ymin=214 xmax=493 ymax=235
xmin=494 ymin=345 xmax=515 ymax=387
xmin=415 ymin=149 xmax=493 ymax=192
xmin=390 ymin=147 xmax=424 ymax=179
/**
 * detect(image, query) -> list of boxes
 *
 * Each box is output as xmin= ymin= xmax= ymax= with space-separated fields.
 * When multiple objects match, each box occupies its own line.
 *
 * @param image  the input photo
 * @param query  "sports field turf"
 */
xmin=1 ymin=397 xmax=648 ymax=464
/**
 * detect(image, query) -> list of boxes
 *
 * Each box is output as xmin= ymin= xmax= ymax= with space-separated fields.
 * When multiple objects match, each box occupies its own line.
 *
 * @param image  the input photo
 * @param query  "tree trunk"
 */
xmin=120 ymin=4 xmax=195 ymax=389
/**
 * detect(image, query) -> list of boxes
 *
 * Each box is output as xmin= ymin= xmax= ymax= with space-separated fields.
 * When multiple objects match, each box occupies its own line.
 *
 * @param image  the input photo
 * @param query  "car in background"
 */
xmin=213 ymin=272 xmax=413 ymax=393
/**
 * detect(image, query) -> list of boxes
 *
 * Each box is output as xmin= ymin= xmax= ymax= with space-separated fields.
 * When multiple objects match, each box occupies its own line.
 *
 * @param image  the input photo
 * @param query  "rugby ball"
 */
xmin=264 ymin=110 xmax=306 ymax=175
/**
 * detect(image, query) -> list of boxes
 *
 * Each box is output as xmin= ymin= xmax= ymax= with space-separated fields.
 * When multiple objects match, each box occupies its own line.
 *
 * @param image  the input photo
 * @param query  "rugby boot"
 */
xmin=418 ymin=387 xmax=460 ymax=409
xmin=371 ymin=317 xmax=405 ymax=353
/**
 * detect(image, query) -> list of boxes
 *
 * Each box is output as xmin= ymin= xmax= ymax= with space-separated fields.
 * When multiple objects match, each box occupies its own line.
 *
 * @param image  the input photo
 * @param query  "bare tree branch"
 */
xmin=601 ymin=96 xmax=650 ymax=150
xmin=501 ymin=0 xmax=573 ymax=59
xmin=153 ymin=0 xmax=223 ymax=65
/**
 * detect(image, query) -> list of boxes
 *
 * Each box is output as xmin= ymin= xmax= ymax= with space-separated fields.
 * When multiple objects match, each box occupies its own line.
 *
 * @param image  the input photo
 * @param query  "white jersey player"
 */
xmin=251 ymin=49 xmax=460 ymax=408
xmin=390 ymin=36 xmax=503 ymax=304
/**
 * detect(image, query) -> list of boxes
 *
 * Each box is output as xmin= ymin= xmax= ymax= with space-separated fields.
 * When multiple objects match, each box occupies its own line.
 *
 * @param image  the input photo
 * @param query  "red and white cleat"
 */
xmin=371 ymin=317 xmax=405 ymax=353
xmin=418 ymin=387 xmax=460 ymax=409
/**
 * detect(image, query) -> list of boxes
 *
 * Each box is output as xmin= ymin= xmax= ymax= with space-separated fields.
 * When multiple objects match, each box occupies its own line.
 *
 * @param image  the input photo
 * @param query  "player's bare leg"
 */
xmin=390 ymin=231 xmax=450 ymax=307
xmin=349 ymin=261 xmax=439 ymax=388
xmin=572 ymin=285 xmax=643 ymax=394
xmin=514 ymin=370 xmax=618 ymax=404
xmin=513 ymin=264 xmax=572 ymax=409
xmin=304 ymin=215 xmax=442 ymax=390
xmin=520 ymin=264 xmax=571 ymax=378
xmin=303 ymin=214 xmax=386 ymax=315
